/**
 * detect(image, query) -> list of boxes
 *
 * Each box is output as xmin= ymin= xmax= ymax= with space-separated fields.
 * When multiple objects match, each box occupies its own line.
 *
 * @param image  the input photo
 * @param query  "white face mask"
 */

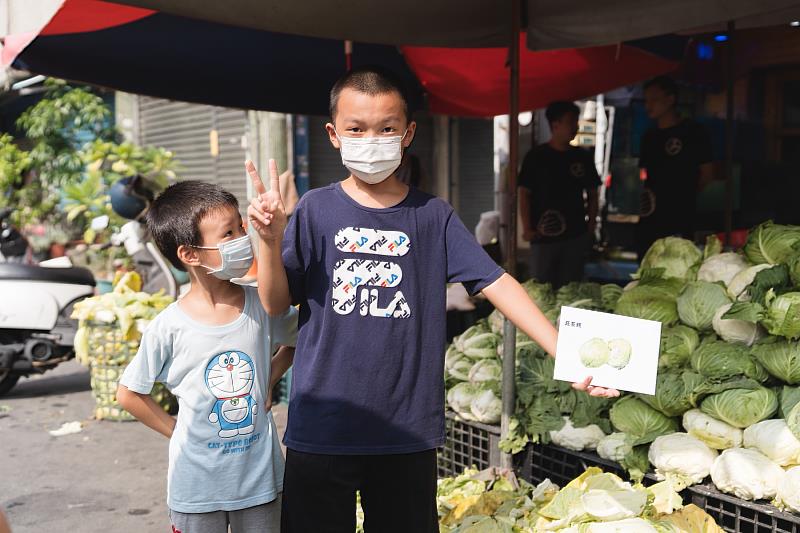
xmin=336 ymin=130 xmax=407 ymax=185
xmin=191 ymin=234 xmax=254 ymax=280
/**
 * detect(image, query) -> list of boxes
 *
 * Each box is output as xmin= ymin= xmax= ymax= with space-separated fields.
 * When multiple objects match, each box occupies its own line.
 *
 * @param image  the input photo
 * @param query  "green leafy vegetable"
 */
xmin=699 ymin=387 xmax=778 ymax=429
xmin=610 ymin=397 xmax=678 ymax=445
xmin=615 ymin=277 xmax=683 ymax=325
xmin=637 ymin=371 xmax=703 ymax=417
xmin=690 ymin=339 xmax=768 ymax=382
xmin=752 ymin=337 xmax=800 ymax=384
xmin=697 ymin=252 xmax=748 ymax=287
xmin=659 ymin=325 xmax=699 ymax=369
xmin=634 ymin=237 xmax=702 ymax=281
xmin=676 ymin=281 xmax=731 ymax=331
xmin=743 ymin=220 xmax=800 ymax=265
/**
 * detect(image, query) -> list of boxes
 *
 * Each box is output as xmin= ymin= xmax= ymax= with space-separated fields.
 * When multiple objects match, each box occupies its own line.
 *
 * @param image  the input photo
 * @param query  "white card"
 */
xmin=553 ymin=306 xmax=662 ymax=395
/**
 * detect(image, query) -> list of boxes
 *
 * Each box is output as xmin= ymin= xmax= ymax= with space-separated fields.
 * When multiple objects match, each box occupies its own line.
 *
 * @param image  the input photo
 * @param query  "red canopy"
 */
xmin=403 ymin=36 xmax=678 ymax=116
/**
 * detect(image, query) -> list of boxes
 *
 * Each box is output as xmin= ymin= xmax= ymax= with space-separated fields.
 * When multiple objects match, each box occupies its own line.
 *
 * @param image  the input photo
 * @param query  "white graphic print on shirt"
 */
xmin=332 ymin=227 xmax=412 ymax=318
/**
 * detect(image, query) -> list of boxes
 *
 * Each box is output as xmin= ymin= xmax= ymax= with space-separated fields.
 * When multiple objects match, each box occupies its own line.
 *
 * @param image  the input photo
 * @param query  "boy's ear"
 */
xmin=325 ymin=122 xmax=340 ymax=149
xmin=176 ymin=244 xmax=201 ymax=268
xmin=403 ymin=121 xmax=417 ymax=148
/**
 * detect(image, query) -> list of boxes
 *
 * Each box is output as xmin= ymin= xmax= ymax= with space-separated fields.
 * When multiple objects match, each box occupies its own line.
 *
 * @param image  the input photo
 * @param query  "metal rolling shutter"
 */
xmin=308 ymin=115 xmax=348 ymax=190
xmin=457 ymin=118 xmax=494 ymax=233
xmin=137 ymin=97 xmax=249 ymax=212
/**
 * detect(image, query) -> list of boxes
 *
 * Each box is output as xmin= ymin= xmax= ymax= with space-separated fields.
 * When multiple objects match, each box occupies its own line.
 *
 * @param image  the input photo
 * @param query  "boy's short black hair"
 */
xmin=545 ymin=101 xmax=580 ymax=125
xmin=329 ymin=66 xmax=411 ymax=122
xmin=145 ymin=181 xmax=239 ymax=271
xmin=644 ymin=75 xmax=679 ymax=99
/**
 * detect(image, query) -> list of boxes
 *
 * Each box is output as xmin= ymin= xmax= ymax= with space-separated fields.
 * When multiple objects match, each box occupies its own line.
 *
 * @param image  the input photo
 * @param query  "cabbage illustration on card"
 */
xmin=554 ymin=306 xmax=662 ymax=395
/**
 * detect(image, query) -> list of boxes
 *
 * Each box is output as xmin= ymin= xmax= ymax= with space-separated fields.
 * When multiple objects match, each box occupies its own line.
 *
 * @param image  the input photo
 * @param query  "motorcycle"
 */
xmin=0 ymin=179 xmax=184 ymax=396
xmin=0 ymin=208 xmax=96 ymax=395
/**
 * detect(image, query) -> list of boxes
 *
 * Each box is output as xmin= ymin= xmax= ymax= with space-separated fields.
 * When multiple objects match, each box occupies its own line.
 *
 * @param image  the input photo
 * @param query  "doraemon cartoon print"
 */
xmin=204 ymin=351 xmax=258 ymax=438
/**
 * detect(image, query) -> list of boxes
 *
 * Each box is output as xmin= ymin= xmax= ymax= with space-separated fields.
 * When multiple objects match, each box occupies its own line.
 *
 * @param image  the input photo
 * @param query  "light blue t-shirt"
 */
xmin=120 ymin=286 xmax=297 ymax=513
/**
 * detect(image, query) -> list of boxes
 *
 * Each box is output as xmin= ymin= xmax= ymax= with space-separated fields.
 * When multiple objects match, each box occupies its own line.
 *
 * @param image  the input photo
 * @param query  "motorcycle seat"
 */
xmin=0 ymin=264 xmax=95 ymax=286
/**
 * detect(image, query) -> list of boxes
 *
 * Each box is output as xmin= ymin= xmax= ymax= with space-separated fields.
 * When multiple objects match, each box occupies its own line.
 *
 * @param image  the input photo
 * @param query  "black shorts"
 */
xmin=281 ymin=448 xmax=438 ymax=533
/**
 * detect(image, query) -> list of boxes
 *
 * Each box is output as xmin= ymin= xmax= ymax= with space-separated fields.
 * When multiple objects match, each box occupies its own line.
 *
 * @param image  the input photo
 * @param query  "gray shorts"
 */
xmin=169 ymin=495 xmax=281 ymax=533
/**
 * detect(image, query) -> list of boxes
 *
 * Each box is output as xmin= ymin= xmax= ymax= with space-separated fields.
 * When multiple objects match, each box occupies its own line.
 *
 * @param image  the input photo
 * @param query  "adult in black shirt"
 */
xmin=518 ymin=101 xmax=600 ymax=287
xmin=637 ymin=76 xmax=713 ymax=258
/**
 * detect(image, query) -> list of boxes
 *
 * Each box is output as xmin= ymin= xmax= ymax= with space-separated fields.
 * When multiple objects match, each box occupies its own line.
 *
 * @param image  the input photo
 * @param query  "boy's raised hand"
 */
xmin=246 ymin=159 xmax=287 ymax=244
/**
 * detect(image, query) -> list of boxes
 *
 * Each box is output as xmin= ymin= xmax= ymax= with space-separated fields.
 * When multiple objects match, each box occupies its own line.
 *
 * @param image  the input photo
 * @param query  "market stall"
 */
xmin=443 ymin=228 xmax=800 ymax=531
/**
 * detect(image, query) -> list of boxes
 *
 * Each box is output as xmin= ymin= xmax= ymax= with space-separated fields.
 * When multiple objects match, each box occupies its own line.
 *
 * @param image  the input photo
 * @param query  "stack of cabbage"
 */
xmin=71 ymin=271 xmax=176 ymax=419
xmin=446 ymin=222 xmax=800 ymax=514
xmin=435 ymin=466 xmax=724 ymax=532
xmin=445 ymin=280 xmax=622 ymax=426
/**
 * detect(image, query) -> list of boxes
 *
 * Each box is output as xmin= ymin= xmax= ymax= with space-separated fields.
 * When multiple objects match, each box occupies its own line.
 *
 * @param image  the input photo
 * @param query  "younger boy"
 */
xmin=249 ymin=67 xmax=617 ymax=533
xmin=117 ymin=179 xmax=295 ymax=533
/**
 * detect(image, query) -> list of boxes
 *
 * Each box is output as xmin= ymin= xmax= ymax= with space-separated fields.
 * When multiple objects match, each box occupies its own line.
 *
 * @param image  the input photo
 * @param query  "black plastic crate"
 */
xmin=688 ymin=484 xmax=800 ymax=533
xmin=438 ymin=412 xmax=502 ymax=478
xmin=519 ymin=443 xmax=627 ymax=487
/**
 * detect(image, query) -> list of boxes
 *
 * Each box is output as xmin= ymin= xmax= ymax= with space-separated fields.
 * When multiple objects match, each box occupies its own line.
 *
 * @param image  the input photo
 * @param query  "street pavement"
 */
xmin=0 ymin=360 xmax=288 ymax=533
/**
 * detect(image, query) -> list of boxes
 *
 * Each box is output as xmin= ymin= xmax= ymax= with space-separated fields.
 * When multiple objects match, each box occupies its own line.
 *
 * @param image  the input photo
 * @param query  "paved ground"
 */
xmin=0 ymin=360 xmax=288 ymax=533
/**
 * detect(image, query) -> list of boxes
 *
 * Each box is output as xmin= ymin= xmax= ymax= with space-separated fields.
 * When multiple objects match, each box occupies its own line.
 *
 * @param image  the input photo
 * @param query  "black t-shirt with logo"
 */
xmin=518 ymin=144 xmax=600 ymax=243
xmin=638 ymin=119 xmax=712 ymax=237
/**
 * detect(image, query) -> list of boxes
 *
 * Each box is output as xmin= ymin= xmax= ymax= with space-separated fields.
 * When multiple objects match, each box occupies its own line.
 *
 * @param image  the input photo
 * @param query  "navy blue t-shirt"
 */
xmin=282 ymin=183 xmax=504 ymax=454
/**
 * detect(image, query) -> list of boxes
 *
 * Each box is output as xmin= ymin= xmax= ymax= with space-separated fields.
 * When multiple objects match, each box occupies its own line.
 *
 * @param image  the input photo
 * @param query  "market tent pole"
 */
xmin=724 ymin=20 xmax=736 ymax=246
xmin=500 ymin=0 xmax=521 ymax=469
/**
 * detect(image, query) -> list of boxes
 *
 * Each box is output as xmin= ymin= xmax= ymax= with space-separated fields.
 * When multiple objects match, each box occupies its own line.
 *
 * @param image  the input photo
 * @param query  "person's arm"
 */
xmin=481 ymin=274 xmax=619 ymax=397
xmin=246 ymin=159 xmax=291 ymax=316
xmin=117 ymin=385 xmax=176 ymax=438
xmin=265 ymin=346 xmax=295 ymax=411
xmin=519 ymin=187 xmax=536 ymax=241
xmin=0 ymin=508 xmax=11 ymax=533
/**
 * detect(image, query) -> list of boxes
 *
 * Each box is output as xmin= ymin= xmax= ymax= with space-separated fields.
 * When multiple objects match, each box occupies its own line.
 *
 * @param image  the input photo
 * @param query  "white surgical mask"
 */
xmin=191 ymin=234 xmax=254 ymax=280
xmin=336 ymin=130 xmax=407 ymax=184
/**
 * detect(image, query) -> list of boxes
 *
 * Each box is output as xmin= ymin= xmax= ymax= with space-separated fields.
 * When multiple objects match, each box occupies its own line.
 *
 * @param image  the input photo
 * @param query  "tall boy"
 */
xmin=249 ymin=67 xmax=617 ymax=533
xmin=117 ymin=179 xmax=295 ymax=533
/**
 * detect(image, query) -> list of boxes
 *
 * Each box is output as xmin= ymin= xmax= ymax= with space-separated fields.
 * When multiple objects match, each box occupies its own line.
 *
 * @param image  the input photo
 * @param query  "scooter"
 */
xmin=0 ymin=208 xmax=96 ymax=396
xmin=0 ymin=207 xmax=184 ymax=396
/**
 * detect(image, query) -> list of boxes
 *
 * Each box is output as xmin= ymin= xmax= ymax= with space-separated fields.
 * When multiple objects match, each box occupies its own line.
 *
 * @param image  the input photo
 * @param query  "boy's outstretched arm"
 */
xmin=246 ymin=159 xmax=291 ymax=316
xmin=117 ymin=384 xmax=176 ymax=438
xmin=481 ymin=273 xmax=619 ymax=398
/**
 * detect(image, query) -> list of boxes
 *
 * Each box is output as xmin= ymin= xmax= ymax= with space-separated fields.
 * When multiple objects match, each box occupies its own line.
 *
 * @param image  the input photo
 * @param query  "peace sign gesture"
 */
xmin=246 ymin=159 xmax=287 ymax=244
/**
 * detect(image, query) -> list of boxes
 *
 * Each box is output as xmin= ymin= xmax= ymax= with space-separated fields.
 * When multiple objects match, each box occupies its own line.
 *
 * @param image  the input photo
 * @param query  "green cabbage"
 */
xmin=637 ymin=370 xmax=703 ymax=417
xmin=690 ymin=339 xmax=769 ymax=382
xmin=462 ymin=332 xmax=501 ymax=359
xmin=659 ymin=325 xmax=700 ymax=369
xmin=468 ymin=358 xmax=502 ymax=384
xmin=789 ymin=254 xmax=800 ymax=287
xmin=614 ymin=277 xmax=683 ymax=325
xmin=676 ymin=281 xmax=731 ymax=331
xmin=727 ymin=264 xmax=774 ymax=300
xmin=635 ymin=237 xmax=702 ymax=281
xmin=601 ymin=284 xmax=624 ymax=312
xmin=697 ymin=252 xmax=749 ymax=287
xmin=762 ymin=291 xmax=800 ymax=340
xmin=743 ymin=220 xmax=800 ymax=265
xmin=580 ymin=338 xmax=610 ymax=368
xmin=448 ymin=358 xmax=473 ymax=382
xmin=609 ymin=396 xmax=678 ymax=445
xmin=453 ymin=322 xmax=490 ymax=352
xmin=470 ymin=385 xmax=502 ymax=424
xmin=752 ymin=337 xmax=800 ymax=384
xmin=446 ymin=382 xmax=482 ymax=420
xmin=712 ymin=303 xmax=762 ymax=346
xmin=557 ymin=282 xmax=603 ymax=310
xmin=700 ymin=387 xmax=778 ymax=429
